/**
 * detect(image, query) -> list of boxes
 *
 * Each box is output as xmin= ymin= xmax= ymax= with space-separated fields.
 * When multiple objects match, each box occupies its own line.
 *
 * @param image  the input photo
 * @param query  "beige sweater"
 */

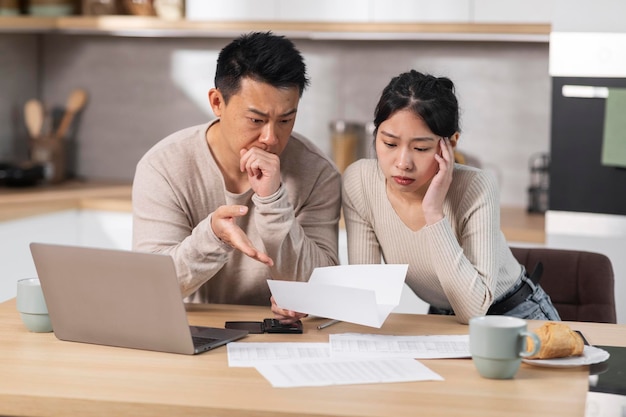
xmin=342 ymin=159 xmax=522 ymax=323
xmin=132 ymin=122 xmax=341 ymax=306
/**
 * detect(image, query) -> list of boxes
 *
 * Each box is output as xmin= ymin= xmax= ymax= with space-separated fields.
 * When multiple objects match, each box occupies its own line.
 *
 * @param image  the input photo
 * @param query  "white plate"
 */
xmin=522 ymin=345 xmax=610 ymax=368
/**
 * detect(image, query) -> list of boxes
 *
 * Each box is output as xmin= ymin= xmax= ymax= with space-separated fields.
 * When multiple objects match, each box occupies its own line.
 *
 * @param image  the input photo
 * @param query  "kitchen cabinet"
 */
xmin=0 ymin=210 xmax=78 ymax=303
xmin=186 ymin=0 xmax=471 ymax=24
xmin=0 ymin=15 xmax=550 ymax=42
xmin=0 ymin=182 xmax=132 ymax=303
xmin=185 ymin=0 xmax=277 ymax=22
xmin=278 ymin=0 xmax=371 ymax=22
xmin=77 ymin=209 xmax=132 ymax=251
xmin=185 ymin=0 xmax=552 ymax=26
xmin=185 ymin=0 xmax=372 ymax=23
xmin=0 ymin=208 xmax=132 ymax=303
xmin=370 ymin=0 xmax=470 ymax=23
xmin=473 ymin=0 xmax=554 ymax=24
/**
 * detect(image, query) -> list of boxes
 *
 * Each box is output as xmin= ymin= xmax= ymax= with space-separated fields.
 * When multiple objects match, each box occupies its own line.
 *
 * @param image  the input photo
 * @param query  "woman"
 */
xmin=341 ymin=70 xmax=560 ymax=324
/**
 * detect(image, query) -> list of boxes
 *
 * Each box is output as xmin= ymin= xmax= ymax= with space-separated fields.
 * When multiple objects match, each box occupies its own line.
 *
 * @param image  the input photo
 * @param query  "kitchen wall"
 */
xmin=1 ymin=34 xmax=550 ymax=207
xmin=0 ymin=35 xmax=39 ymax=162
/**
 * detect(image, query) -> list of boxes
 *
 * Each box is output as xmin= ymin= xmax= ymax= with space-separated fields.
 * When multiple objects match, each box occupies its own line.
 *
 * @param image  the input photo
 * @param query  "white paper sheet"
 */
xmin=267 ymin=264 xmax=408 ymax=328
xmin=227 ymin=342 xmax=331 ymax=367
xmin=255 ymin=357 xmax=444 ymax=388
xmin=329 ymin=333 xmax=471 ymax=359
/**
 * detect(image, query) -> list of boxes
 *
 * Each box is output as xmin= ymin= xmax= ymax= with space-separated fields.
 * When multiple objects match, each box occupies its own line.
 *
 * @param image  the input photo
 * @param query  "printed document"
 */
xmin=255 ymin=357 xmax=444 ymax=388
xmin=330 ymin=333 xmax=471 ymax=359
xmin=227 ymin=342 xmax=331 ymax=367
xmin=227 ymin=333 xmax=470 ymax=387
xmin=267 ymin=264 xmax=408 ymax=328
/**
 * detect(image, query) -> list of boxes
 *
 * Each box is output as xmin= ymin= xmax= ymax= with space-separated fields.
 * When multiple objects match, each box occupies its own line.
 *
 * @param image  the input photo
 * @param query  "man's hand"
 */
xmin=270 ymin=296 xmax=308 ymax=324
xmin=211 ymin=205 xmax=274 ymax=266
xmin=240 ymin=148 xmax=281 ymax=197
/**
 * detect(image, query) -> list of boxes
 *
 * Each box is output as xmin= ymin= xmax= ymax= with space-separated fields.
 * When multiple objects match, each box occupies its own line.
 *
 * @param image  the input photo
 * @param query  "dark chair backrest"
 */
xmin=510 ymin=247 xmax=617 ymax=323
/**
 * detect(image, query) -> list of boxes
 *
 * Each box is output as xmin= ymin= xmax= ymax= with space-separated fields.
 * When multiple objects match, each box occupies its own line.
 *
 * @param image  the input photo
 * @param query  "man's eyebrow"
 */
xmin=248 ymin=108 xmax=298 ymax=118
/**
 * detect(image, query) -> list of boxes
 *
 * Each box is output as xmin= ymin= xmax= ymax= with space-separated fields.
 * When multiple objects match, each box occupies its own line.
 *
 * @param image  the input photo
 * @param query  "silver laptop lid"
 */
xmin=29 ymin=242 xmax=245 ymax=355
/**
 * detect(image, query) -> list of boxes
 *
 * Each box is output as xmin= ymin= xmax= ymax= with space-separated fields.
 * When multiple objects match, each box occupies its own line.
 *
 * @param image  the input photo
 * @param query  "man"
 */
xmin=132 ymin=32 xmax=341 ymax=311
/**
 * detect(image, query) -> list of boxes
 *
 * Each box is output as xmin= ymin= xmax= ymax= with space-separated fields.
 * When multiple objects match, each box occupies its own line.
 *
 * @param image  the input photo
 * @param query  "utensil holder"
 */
xmin=29 ymin=136 xmax=66 ymax=184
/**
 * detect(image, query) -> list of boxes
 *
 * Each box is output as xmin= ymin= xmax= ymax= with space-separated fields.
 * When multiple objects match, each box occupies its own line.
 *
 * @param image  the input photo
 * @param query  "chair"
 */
xmin=510 ymin=247 xmax=617 ymax=323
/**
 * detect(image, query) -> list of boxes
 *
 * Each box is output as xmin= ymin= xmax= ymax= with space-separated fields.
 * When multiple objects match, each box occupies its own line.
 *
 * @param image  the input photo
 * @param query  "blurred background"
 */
xmin=1 ymin=0 xmax=625 ymax=322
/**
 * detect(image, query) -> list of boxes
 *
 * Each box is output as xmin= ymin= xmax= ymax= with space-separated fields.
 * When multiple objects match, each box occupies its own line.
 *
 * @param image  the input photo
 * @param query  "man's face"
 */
xmin=212 ymin=77 xmax=300 ymax=157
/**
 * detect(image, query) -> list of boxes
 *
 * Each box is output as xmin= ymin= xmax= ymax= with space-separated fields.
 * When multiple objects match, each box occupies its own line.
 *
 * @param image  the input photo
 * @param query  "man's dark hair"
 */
xmin=215 ymin=31 xmax=310 ymax=103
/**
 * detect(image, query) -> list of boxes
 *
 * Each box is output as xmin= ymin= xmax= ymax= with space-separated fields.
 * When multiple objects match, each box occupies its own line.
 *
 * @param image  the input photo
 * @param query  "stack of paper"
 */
xmin=227 ymin=334 xmax=470 ymax=388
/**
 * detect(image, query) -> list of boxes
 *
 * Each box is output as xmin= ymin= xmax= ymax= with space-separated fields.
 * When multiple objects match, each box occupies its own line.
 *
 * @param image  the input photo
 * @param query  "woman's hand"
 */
xmin=423 ymin=137 xmax=455 ymax=224
xmin=270 ymin=296 xmax=308 ymax=324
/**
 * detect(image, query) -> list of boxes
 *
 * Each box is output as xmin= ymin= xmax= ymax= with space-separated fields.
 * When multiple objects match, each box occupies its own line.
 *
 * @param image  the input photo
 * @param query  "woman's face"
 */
xmin=375 ymin=109 xmax=441 ymax=196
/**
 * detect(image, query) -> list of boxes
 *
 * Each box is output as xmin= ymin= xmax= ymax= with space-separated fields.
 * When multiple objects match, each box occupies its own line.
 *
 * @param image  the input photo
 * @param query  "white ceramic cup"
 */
xmin=469 ymin=315 xmax=540 ymax=379
xmin=16 ymin=278 xmax=53 ymax=333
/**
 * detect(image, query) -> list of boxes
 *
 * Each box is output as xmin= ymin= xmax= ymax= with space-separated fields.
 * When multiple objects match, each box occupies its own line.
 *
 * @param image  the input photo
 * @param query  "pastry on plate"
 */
xmin=527 ymin=322 xmax=584 ymax=359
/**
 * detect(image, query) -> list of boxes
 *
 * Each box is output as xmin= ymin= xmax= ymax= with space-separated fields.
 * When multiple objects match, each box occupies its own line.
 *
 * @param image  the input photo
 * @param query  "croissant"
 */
xmin=526 ymin=322 xmax=584 ymax=359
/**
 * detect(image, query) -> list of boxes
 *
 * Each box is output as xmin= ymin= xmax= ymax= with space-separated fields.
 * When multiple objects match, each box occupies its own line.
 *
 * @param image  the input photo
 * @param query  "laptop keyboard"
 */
xmin=192 ymin=336 xmax=220 ymax=348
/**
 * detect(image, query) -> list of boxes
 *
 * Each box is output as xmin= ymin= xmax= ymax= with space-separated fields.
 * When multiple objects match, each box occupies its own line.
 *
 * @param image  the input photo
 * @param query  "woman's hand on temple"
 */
xmin=422 ymin=137 xmax=455 ymax=224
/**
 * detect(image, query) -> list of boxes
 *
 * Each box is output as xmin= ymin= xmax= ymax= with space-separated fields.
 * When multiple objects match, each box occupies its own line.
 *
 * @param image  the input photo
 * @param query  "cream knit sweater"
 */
xmin=342 ymin=159 xmax=522 ymax=323
xmin=132 ymin=122 xmax=341 ymax=306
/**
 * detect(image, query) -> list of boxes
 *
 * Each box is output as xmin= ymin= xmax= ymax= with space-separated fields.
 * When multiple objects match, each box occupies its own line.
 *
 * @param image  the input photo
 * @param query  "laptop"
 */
xmin=29 ymin=242 xmax=248 ymax=355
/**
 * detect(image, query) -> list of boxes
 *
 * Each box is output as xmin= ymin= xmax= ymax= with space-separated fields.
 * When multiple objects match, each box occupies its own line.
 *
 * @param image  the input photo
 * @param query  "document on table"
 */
xmin=267 ymin=264 xmax=408 ymax=328
xmin=227 ymin=334 xmax=470 ymax=367
xmin=227 ymin=342 xmax=331 ymax=367
xmin=227 ymin=333 xmax=469 ymax=387
xmin=330 ymin=333 xmax=471 ymax=359
xmin=255 ymin=358 xmax=444 ymax=388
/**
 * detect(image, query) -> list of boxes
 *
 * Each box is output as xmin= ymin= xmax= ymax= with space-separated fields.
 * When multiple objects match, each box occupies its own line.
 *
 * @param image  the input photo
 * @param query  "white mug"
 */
xmin=16 ymin=278 xmax=53 ymax=333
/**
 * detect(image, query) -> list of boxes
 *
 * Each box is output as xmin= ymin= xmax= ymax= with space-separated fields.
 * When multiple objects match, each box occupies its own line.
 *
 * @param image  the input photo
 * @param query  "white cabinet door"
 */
xmin=277 ymin=0 xmax=369 ymax=22
xmin=371 ymin=0 xmax=470 ymax=23
xmin=0 ymin=209 xmax=133 ymax=303
xmin=78 ymin=210 xmax=133 ymax=251
xmin=186 ymin=0 xmax=550 ymax=25
xmin=0 ymin=210 xmax=79 ymax=303
xmin=473 ymin=0 xmax=554 ymax=23
xmin=185 ymin=0 xmax=277 ymax=21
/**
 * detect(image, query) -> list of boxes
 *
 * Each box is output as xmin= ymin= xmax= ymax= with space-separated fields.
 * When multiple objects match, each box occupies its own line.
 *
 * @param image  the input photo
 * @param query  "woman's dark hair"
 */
xmin=215 ymin=31 xmax=310 ymax=103
xmin=373 ymin=70 xmax=460 ymax=138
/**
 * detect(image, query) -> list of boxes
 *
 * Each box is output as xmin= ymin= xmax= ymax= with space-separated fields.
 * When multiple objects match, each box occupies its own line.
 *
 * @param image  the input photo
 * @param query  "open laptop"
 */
xmin=29 ymin=242 xmax=248 ymax=355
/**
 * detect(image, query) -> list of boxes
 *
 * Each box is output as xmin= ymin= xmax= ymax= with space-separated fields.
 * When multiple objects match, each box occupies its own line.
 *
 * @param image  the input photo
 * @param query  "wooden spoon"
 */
xmin=55 ymin=89 xmax=88 ymax=141
xmin=24 ymin=99 xmax=45 ymax=140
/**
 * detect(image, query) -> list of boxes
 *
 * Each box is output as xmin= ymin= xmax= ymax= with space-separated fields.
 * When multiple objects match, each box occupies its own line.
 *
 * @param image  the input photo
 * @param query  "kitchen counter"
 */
xmin=0 ymin=181 xmax=545 ymax=243
xmin=500 ymin=206 xmax=545 ymax=244
xmin=0 ymin=180 xmax=131 ymax=222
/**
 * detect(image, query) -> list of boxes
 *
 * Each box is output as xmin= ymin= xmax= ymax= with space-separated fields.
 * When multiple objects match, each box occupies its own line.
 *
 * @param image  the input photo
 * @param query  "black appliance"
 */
xmin=0 ymin=161 xmax=47 ymax=187
xmin=549 ymin=28 xmax=626 ymax=217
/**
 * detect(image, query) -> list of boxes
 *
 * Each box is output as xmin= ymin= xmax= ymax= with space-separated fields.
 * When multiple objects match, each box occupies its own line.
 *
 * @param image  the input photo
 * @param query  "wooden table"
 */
xmin=1 ymin=299 xmax=623 ymax=417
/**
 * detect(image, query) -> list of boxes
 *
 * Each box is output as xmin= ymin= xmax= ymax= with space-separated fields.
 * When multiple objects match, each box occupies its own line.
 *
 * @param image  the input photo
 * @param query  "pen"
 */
xmin=317 ymin=319 xmax=340 ymax=330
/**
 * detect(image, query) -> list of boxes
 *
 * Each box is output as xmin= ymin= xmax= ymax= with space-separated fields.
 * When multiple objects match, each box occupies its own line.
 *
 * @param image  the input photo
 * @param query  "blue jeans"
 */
xmin=428 ymin=271 xmax=561 ymax=321
xmin=500 ymin=274 xmax=561 ymax=321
